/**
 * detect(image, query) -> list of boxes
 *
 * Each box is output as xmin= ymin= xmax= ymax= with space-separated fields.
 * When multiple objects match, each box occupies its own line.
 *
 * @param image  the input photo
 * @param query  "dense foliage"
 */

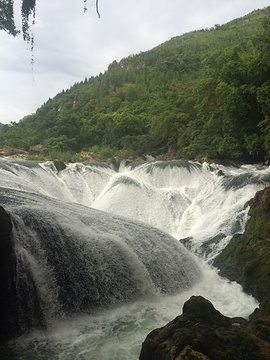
xmin=1 ymin=7 xmax=270 ymax=161
xmin=0 ymin=0 xmax=35 ymax=39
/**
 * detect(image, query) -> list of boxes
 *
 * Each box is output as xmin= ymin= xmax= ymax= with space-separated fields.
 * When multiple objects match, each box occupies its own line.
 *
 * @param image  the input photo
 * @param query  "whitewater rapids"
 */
xmin=0 ymin=158 xmax=269 ymax=360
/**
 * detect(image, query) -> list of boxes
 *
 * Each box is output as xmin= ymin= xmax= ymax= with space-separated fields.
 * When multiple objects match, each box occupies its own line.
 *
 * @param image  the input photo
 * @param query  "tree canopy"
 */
xmin=1 ymin=7 xmax=270 ymax=162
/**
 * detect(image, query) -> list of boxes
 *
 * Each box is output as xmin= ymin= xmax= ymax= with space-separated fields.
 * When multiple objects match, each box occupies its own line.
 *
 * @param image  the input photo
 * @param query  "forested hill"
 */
xmin=1 ymin=7 xmax=270 ymax=161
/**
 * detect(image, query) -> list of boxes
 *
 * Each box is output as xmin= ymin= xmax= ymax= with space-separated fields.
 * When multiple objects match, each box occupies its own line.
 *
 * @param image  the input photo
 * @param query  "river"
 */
xmin=0 ymin=158 xmax=269 ymax=359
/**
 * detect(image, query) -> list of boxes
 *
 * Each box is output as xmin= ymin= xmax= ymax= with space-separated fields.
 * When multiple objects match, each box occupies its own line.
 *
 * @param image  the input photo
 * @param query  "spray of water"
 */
xmin=0 ymin=158 xmax=269 ymax=359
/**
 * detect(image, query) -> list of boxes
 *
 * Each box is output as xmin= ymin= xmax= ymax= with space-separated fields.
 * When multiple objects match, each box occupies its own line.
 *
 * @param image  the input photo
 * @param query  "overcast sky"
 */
xmin=0 ymin=0 xmax=269 ymax=124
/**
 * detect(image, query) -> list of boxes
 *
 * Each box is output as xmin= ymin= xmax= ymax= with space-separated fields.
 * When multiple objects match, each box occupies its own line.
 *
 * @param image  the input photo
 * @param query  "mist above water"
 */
xmin=1 ymin=158 xmax=269 ymax=359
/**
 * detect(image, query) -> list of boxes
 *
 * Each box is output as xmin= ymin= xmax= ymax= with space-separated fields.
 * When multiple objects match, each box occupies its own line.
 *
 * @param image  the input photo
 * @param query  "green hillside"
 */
xmin=1 ymin=7 xmax=270 ymax=161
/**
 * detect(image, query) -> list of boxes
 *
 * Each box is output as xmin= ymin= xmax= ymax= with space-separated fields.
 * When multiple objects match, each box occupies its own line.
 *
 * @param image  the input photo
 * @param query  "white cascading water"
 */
xmin=0 ymin=157 xmax=270 ymax=360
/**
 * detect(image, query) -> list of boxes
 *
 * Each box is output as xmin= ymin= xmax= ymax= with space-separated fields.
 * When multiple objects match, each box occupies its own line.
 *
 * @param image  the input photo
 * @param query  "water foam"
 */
xmin=0 ymin=158 xmax=269 ymax=359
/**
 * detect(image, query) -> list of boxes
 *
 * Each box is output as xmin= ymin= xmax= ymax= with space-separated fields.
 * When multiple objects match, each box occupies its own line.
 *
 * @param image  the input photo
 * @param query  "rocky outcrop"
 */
xmin=213 ymin=187 xmax=270 ymax=302
xmin=0 ymin=206 xmax=18 ymax=343
xmin=0 ymin=207 xmax=45 ymax=344
xmin=139 ymin=295 xmax=270 ymax=360
xmin=0 ymin=146 xmax=28 ymax=157
xmin=29 ymin=144 xmax=44 ymax=154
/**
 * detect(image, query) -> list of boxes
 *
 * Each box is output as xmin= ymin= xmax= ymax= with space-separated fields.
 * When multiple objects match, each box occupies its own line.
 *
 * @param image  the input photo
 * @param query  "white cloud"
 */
xmin=0 ymin=0 xmax=269 ymax=124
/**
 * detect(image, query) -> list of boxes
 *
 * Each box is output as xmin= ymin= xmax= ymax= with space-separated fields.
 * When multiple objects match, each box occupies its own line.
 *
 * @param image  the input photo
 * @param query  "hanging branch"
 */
xmin=21 ymin=0 xmax=36 ymax=42
xmin=84 ymin=0 xmax=100 ymax=18
xmin=96 ymin=0 xmax=100 ymax=18
xmin=0 ymin=0 xmax=100 ymax=41
xmin=20 ymin=0 xmax=35 ymax=68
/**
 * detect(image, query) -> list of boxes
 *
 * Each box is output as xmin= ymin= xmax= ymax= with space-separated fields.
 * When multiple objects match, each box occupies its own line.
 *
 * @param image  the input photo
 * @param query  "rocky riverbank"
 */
xmin=140 ymin=187 xmax=270 ymax=359
xmin=2 ymin=146 xmax=269 ymax=166
xmin=213 ymin=187 xmax=270 ymax=302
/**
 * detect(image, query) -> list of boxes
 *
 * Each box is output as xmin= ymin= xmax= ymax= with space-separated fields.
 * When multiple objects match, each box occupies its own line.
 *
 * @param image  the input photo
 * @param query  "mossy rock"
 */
xmin=213 ymin=187 xmax=270 ymax=302
xmin=139 ymin=296 xmax=270 ymax=360
xmin=53 ymin=161 xmax=66 ymax=172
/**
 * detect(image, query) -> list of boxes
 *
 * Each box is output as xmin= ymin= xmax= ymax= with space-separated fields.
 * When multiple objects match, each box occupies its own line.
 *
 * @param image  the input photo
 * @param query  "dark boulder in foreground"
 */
xmin=0 ymin=207 xmax=45 ymax=344
xmin=139 ymin=295 xmax=270 ymax=360
xmin=213 ymin=186 xmax=270 ymax=302
xmin=0 ymin=206 xmax=17 ymax=344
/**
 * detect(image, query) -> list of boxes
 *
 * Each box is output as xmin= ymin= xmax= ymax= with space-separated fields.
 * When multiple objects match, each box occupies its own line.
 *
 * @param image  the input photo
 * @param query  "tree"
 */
xmin=0 ymin=0 xmax=100 ymax=43
xmin=0 ymin=0 xmax=35 ymax=41
xmin=0 ymin=0 xmax=19 ymax=36
xmin=1 ymin=7 xmax=269 ymax=161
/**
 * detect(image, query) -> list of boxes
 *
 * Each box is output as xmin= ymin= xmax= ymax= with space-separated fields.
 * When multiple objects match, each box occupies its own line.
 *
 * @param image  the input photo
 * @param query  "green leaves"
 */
xmin=0 ymin=0 xmax=19 ymax=36
xmin=1 ymin=7 xmax=270 ymax=161
xmin=43 ymin=135 xmax=77 ymax=153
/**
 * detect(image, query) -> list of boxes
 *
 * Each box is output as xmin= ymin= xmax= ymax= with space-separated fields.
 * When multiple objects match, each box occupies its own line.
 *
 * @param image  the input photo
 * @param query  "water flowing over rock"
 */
xmin=140 ymin=186 xmax=270 ymax=360
xmin=0 ymin=169 xmax=201 ymax=342
xmin=0 ymin=158 xmax=269 ymax=357
xmin=0 ymin=206 xmax=46 ymax=344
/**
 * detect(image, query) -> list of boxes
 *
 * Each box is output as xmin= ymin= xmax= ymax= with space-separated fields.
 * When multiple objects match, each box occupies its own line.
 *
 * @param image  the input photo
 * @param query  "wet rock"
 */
xmin=250 ymin=298 xmax=270 ymax=320
xmin=182 ymin=296 xmax=231 ymax=326
xmin=0 ymin=207 xmax=45 ymax=344
xmin=216 ymin=169 xmax=224 ymax=176
xmin=54 ymin=160 xmax=66 ymax=172
xmin=0 ymin=206 xmax=17 ymax=344
xmin=139 ymin=295 xmax=270 ymax=360
xmin=213 ymin=187 xmax=270 ymax=302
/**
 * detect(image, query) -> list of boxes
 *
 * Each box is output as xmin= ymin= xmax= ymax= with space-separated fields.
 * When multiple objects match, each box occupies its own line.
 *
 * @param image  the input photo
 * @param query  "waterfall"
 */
xmin=9 ymin=196 xmax=200 ymax=316
xmin=0 ymin=157 xmax=269 ymax=359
